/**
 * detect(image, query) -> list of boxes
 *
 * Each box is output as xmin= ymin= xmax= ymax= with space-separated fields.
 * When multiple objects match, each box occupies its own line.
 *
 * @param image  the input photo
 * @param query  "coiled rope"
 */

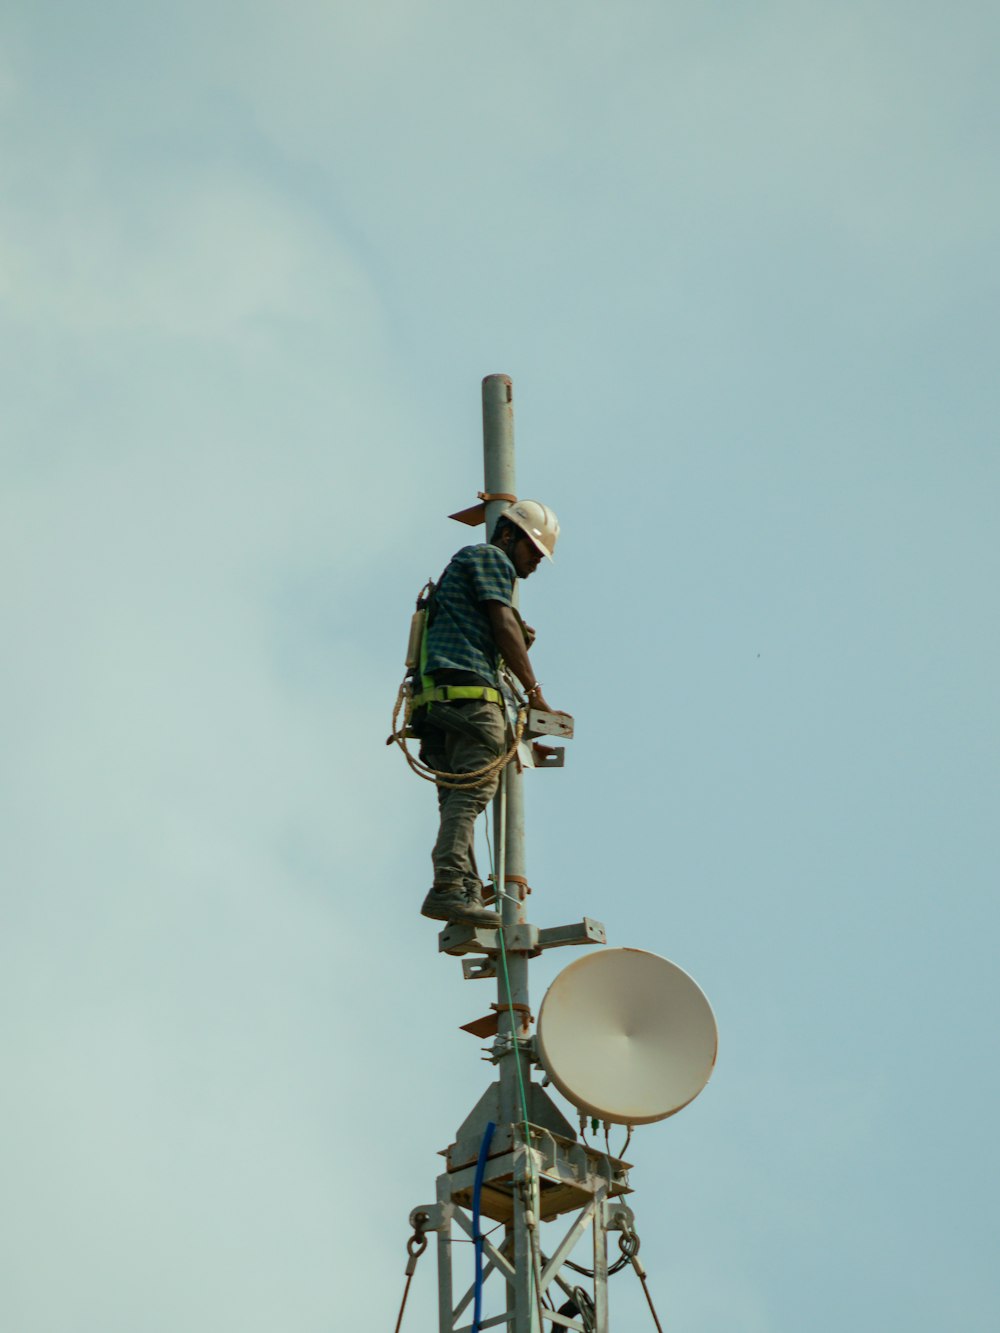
xmin=388 ymin=676 xmax=527 ymax=791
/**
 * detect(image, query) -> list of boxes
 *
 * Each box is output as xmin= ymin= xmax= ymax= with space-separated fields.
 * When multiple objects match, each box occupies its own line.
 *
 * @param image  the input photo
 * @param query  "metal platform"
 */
xmin=445 ymin=1125 xmax=631 ymax=1224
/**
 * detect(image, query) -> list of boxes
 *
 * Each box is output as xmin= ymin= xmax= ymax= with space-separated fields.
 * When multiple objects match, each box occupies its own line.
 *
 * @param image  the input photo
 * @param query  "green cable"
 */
xmin=483 ymin=783 xmax=542 ymax=1318
xmin=497 ymin=917 xmax=533 ymax=1132
xmin=485 ymin=784 xmax=533 ymax=1132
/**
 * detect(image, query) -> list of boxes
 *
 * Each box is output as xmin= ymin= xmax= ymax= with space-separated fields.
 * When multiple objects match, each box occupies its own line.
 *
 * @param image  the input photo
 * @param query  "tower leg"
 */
xmin=435 ymin=1182 xmax=454 ymax=1332
xmin=512 ymin=1144 xmax=543 ymax=1332
xmin=593 ymin=1189 xmax=610 ymax=1333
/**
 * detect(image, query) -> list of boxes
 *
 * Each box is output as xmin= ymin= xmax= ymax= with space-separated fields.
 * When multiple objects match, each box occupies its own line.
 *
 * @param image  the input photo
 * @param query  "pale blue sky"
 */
xmin=2 ymin=2 xmax=997 ymax=1330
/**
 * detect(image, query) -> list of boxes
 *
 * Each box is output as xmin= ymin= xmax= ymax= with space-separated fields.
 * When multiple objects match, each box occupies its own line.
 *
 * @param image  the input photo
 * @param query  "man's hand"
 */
xmin=527 ymin=687 xmax=572 ymax=719
xmin=529 ymin=687 xmax=554 ymax=714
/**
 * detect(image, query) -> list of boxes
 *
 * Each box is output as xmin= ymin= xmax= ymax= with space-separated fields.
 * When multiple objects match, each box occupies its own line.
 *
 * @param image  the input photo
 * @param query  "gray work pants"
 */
xmin=419 ymin=699 xmax=506 ymax=891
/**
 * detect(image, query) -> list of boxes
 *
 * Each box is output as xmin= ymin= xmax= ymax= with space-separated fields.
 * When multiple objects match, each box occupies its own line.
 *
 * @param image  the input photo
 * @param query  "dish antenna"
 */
xmin=537 ymin=948 xmax=718 ymax=1126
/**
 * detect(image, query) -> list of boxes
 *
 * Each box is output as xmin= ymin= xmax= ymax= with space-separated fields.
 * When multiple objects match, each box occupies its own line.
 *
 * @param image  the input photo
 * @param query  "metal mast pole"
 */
xmin=481 ymin=374 xmax=530 ymax=1112
xmin=412 ymin=376 xmax=627 ymax=1333
xmin=402 ymin=375 xmax=714 ymax=1333
xmin=482 ymin=374 xmax=537 ymax=1332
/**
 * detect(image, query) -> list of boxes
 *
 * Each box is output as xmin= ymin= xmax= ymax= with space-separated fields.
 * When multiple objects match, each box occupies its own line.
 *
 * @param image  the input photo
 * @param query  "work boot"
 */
xmin=464 ymin=880 xmax=500 ymax=912
xmin=421 ymin=885 xmax=501 ymax=928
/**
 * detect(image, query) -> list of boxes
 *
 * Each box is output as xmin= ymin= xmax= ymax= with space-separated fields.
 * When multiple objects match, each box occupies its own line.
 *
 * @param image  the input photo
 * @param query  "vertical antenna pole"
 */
xmin=481 ymin=373 xmax=530 ymax=1097
xmin=481 ymin=374 xmax=537 ymax=1332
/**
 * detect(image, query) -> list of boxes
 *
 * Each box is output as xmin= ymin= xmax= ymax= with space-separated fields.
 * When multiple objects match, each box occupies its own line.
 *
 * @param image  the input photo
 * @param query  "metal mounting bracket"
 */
xmin=439 ymin=921 xmax=540 ymax=957
xmin=459 ymin=1001 xmax=533 ymax=1040
xmin=410 ymin=1202 xmax=450 ymax=1233
xmin=505 ymin=922 xmax=541 ymax=955
xmin=538 ymin=917 xmax=607 ymax=950
xmin=518 ymin=741 xmax=565 ymax=769
xmin=444 ymin=918 xmax=606 ymax=962
xmin=526 ymin=708 xmax=574 ymax=740
xmin=605 ymin=1199 xmax=636 ymax=1233
xmin=461 ymin=956 xmax=497 ymax=980
xmin=439 ymin=923 xmax=498 ymax=956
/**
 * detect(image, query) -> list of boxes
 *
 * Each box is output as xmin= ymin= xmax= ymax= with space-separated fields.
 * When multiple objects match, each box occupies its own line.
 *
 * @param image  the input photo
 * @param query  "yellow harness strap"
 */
xmin=410 ymin=683 xmax=502 ymax=709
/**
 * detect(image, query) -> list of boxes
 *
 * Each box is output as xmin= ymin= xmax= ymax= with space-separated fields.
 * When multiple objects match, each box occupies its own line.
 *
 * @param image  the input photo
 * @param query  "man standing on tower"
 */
xmin=410 ymin=500 xmax=562 ymax=928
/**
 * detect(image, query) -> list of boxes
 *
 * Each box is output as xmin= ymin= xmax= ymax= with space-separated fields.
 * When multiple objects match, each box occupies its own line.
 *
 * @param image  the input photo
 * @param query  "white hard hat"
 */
xmin=501 ymin=499 xmax=560 ymax=561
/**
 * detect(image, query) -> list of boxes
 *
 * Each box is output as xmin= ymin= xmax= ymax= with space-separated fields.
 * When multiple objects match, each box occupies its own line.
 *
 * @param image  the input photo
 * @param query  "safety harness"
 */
xmin=387 ymin=575 xmax=528 ymax=790
xmin=404 ymin=576 xmax=502 ymax=716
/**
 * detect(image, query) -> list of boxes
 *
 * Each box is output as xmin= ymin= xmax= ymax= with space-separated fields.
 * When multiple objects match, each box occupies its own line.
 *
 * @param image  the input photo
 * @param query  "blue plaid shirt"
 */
xmin=424 ymin=544 xmax=516 ymax=685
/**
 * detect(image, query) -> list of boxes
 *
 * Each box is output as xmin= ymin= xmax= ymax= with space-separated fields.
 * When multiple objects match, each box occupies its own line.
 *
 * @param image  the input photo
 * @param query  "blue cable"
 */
xmin=472 ymin=1120 xmax=497 ymax=1333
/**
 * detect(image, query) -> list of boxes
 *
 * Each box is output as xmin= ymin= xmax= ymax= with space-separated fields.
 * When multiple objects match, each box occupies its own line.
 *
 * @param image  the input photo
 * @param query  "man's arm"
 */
xmin=485 ymin=601 xmax=557 ymax=714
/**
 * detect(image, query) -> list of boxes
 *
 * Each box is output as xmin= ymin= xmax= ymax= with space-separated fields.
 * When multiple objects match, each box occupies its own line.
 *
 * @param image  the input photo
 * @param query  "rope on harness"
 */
xmin=387 ymin=676 xmax=527 ymax=791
